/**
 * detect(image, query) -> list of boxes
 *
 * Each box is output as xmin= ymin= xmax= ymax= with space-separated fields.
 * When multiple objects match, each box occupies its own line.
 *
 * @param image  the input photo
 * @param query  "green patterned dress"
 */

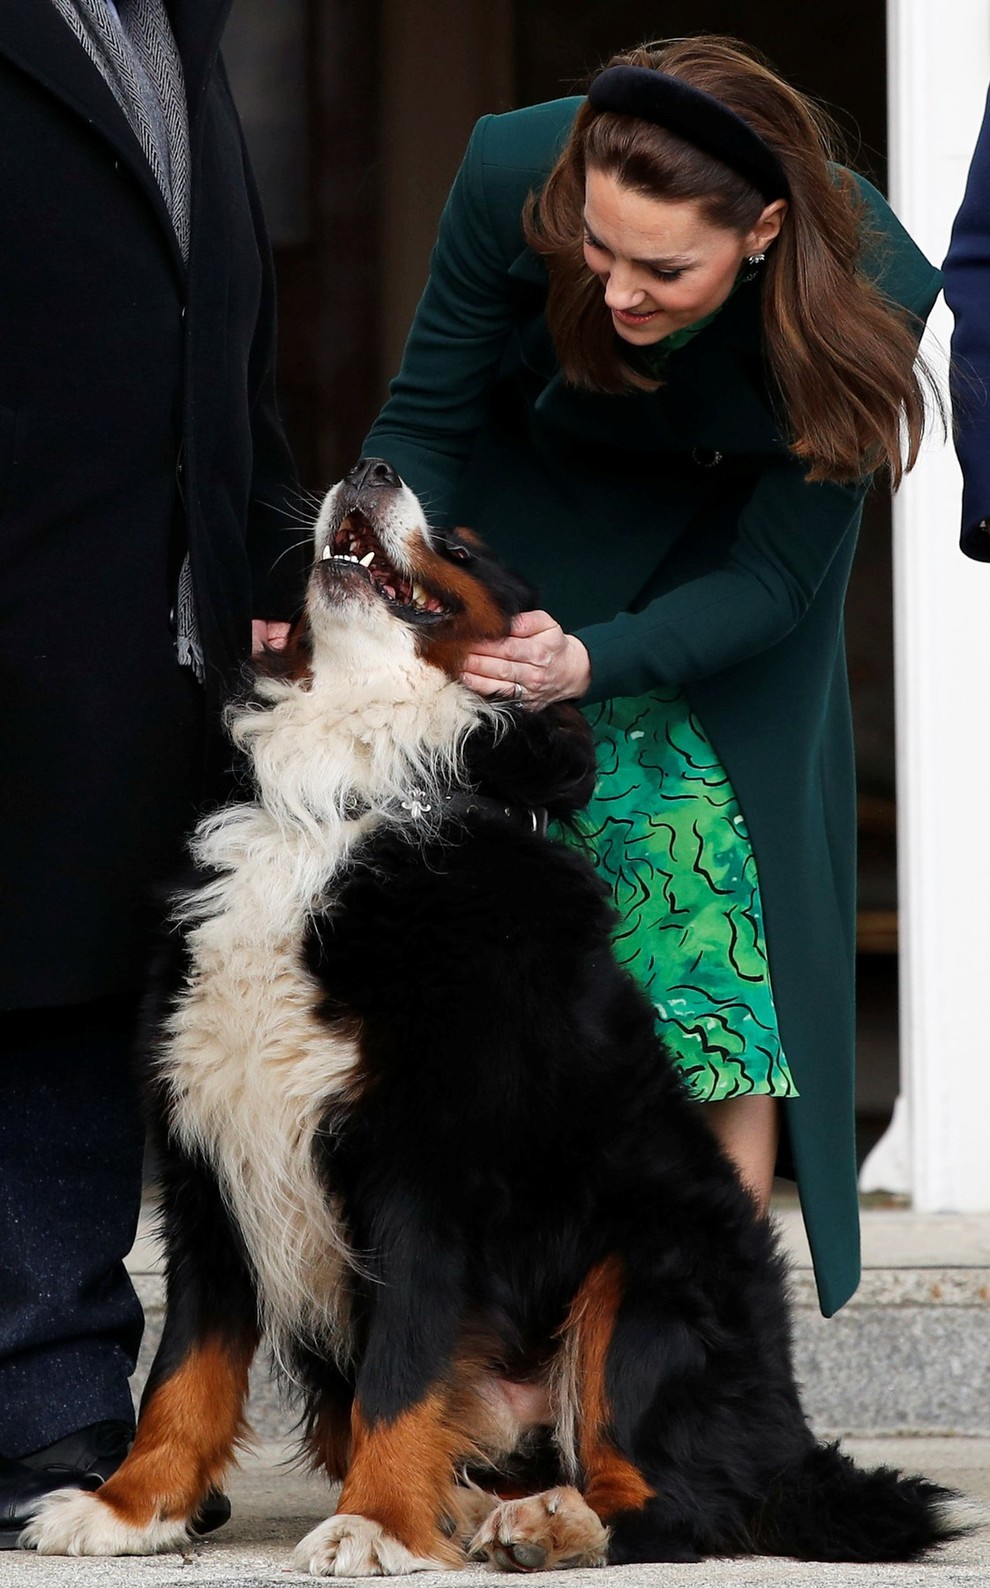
xmin=564 ymin=689 xmax=797 ymax=1104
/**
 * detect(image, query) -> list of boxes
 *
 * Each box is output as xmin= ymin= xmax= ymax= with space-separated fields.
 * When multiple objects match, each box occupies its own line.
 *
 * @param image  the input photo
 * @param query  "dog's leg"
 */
xmin=551 ymin=1255 xmax=704 ymax=1565
xmin=22 ymin=1151 xmax=259 ymax=1556
xmin=559 ymin=1251 xmax=788 ymax=1563
xmin=296 ymin=1345 xmax=355 ymax=1482
xmin=292 ymin=1393 xmax=468 ymax=1575
xmin=293 ymin=1220 xmax=470 ymax=1576
xmin=561 ymin=1257 xmax=655 ymax=1521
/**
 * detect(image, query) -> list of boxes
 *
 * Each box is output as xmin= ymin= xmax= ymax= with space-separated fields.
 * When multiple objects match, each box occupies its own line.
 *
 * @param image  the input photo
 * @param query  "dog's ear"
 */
xmin=464 ymin=702 xmax=598 ymax=819
xmin=444 ymin=527 xmax=539 ymax=623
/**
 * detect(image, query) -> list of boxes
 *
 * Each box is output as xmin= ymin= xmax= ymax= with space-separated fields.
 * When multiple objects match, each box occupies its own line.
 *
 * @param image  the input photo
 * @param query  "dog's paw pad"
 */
xmin=292 ymin=1514 xmax=451 ymax=1577
xmin=18 ymin=1488 xmax=188 ymax=1557
xmin=469 ymin=1487 xmax=609 ymax=1572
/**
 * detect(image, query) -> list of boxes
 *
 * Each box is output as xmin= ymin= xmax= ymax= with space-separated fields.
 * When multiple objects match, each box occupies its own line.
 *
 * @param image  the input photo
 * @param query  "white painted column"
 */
xmin=880 ymin=0 xmax=990 ymax=1208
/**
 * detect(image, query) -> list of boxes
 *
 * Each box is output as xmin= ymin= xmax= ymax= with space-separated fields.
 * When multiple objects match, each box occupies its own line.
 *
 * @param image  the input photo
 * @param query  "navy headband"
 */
xmin=587 ymin=65 xmax=790 ymax=204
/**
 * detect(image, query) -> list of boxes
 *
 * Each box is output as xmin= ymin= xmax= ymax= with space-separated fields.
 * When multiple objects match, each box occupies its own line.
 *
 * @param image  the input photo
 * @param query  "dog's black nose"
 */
xmin=346 ymin=457 xmax=401 ymax=493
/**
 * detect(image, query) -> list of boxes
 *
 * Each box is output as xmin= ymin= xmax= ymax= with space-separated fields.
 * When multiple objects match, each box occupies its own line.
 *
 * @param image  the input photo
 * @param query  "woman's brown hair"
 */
xmin=525 ymin=36 xmax=935 ymax=485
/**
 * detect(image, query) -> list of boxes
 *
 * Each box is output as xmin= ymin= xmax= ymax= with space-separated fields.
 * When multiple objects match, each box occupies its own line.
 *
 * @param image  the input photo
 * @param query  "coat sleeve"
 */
xmin=943 ymin=84 xmax=990 ymax=560
xmin=575 ymin=464 xmax=866 ymax=700
xmin=364 ymin=114 xmax=526 ymax=522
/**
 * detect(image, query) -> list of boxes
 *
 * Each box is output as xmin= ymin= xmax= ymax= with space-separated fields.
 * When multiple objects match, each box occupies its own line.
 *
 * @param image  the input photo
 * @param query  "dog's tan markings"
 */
xmin=95 ymin=1335 xmax=255 ymax=1528
xmin=410 ymin=529 xmax=511 ymax=681
xmin=562 ymin=1256 xmax=655 ymax=1521
xmin=334 ymin=1397 xmax=465 ymax=1565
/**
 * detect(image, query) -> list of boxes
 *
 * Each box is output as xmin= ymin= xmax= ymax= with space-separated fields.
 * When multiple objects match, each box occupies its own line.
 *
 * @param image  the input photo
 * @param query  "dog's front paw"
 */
xmin=293 ymin=1514 xmax=454 ymax=1577
xmin=18 ymin=1487 xmax=189 ymax=1556
xmin=469 ymin=1487 xmax=609 ymax=1571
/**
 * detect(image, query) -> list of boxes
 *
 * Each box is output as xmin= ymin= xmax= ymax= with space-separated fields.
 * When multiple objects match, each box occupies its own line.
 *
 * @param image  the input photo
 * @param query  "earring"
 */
xmin=747 ymin=252 xmax=766 ymax=265
xmin=742 ymin=251 xmax=767 ymax=283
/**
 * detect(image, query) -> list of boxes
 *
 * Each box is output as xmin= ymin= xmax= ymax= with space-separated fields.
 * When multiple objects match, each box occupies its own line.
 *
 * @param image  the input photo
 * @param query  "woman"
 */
xmin=365 ymin=36 xmax=941 ymax=1316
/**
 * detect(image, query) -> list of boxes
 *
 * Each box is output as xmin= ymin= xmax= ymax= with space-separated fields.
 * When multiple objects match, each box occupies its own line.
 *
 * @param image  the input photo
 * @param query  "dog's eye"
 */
xmin=446 ymin=545 xmax=473 ymax=563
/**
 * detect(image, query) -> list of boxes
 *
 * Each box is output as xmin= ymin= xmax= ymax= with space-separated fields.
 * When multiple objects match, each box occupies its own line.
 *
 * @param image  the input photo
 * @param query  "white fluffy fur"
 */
xmin=292 ymin=1513 xmax=453 ymax=1577
xmin=159 ymin=482 xmax=501 ymax=1362
xmin=20 ymin=1488 xmax=188 ymax=1557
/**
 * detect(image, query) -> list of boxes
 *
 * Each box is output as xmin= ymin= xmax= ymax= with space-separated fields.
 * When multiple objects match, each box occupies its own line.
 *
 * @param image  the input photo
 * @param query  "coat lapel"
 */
xmin=0 ymin=0 xmax=228 ymax=275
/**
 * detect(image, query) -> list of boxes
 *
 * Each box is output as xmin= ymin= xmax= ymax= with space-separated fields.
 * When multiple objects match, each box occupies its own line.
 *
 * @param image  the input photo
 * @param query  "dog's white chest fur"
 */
xmin=157 ymin=614 xmax=492 ymax=1358
xmin=161 ymin=804 xmax=365 ymax=1355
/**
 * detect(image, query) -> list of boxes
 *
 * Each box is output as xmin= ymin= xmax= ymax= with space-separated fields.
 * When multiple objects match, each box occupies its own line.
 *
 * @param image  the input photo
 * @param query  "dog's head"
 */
xmin=290 ymin=457 xmax=537 ymax=681
xmin=256 ymin=459 xmax=597 ymax=822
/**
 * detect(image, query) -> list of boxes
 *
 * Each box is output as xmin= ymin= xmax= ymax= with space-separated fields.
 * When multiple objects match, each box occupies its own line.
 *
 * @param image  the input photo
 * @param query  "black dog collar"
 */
xmin=587 ymin=65 xmax=790 ymax=204
xmin=344 ymin=789 xmax=549 ymax=838
xmin=438 ymin=790 xmax=549 ymax=838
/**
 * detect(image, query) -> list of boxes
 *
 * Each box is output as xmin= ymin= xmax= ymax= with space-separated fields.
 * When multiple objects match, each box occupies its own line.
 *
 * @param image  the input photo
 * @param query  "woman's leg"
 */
xmin=703 ymin=1095 xmax=780 ymax=1215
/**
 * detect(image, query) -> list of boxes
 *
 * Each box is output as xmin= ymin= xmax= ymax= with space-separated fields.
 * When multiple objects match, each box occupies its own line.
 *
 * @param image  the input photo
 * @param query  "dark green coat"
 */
xmin=365 ymin=97 xmax=942 ymax=1316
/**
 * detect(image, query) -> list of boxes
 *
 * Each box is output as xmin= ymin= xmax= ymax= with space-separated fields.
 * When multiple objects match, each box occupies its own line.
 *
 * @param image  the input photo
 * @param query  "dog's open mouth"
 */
xmin=320 ymin=510 xmax=448 ymax=618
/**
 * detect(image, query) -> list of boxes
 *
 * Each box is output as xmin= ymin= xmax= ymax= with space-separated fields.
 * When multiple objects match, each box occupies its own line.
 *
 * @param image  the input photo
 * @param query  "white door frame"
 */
xmin=876 ymin=0 xmax=990 ymax=1208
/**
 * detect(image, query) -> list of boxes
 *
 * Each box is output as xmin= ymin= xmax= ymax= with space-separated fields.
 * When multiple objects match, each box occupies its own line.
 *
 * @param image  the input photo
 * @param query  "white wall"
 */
xmin=886 ymin=0 xmax=990 ymax=1208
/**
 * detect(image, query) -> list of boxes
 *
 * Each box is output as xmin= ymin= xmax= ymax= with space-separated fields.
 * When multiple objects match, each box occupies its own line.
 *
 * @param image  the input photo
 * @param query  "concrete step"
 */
xmin=127 ymin=1203 xmax=990 ymax=1441
xmin=778 ymin=1204 xmax=990 ymax=1437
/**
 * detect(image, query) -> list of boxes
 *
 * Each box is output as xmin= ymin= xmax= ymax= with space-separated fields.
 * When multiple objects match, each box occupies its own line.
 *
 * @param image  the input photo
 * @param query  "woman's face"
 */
xmin=582 ymin=166 xmax=781 ymax=345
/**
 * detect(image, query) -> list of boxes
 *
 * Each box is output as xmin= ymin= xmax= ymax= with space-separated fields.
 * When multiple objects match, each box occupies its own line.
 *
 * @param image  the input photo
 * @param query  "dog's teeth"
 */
xmin=412 ymin=583 xmax=427 ymax=605
xmin=321 ymin=544 xmax=331 ymax=560
xmin=359 ymin=551 xmax=375 ymax=567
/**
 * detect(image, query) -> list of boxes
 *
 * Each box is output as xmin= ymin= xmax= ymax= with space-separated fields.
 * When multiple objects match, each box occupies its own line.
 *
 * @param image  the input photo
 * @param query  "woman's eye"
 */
xmin=583 ymin=232 xmax=608 ymax=254
xmin=651 ymin=267 xmax=684 ymax=283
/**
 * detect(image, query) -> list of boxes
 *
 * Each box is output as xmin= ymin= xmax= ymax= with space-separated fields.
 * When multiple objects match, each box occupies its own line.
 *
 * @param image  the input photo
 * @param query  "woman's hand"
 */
xmin=461 ymin=610 xmax=591 ymax=708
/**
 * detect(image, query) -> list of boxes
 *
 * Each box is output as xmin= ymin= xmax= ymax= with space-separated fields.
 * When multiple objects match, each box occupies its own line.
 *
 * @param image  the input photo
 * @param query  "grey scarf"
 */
xmin=51 ymin=0 xmax=204 ymax=680
xmin=49 ymin=0 xmax=191 ymax=260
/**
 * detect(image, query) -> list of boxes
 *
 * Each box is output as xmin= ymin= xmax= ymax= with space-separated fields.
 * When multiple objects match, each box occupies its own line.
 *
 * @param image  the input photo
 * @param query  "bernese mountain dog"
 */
xmin=23 ymin=458 xmax=966 ymax=1571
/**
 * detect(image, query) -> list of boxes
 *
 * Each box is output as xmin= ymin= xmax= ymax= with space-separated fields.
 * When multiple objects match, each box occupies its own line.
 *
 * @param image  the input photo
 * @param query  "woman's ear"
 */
xmin=747 ymin=198 xmax=788 ymax=255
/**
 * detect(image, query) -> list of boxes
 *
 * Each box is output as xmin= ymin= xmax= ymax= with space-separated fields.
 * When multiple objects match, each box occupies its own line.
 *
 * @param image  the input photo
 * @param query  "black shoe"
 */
xmin=0 ymin=1451 xmax=102 ymax=1549
xmin=8 ymin=1420 xmax=231 ymax=1546
xmin=19 ymin=1419 xmax=133 ymax=1485
xmin=191 ymin=1487 xmax=232 ymax=1536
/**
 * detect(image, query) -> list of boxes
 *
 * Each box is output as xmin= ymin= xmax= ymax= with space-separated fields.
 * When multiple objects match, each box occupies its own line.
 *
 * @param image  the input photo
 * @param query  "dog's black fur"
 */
xmin=23 ymin=459 xmax=964 ymax=1569
xmin=301 ymin=766 xmax=952 ymax=1564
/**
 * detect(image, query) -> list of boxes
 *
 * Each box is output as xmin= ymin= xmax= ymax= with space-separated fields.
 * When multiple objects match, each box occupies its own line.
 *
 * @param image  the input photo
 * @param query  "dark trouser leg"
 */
xmin=0 ymin=996 xmax=145 ymax=1457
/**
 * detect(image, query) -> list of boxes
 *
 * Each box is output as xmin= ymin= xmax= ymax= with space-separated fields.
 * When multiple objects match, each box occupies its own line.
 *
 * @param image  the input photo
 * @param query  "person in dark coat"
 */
xmin=0 ymin=0 xmax=301 ymax=1542
xmin=365 ymin=37 xmax=941 ymax=1320
xmin=944 ymin=85 xmax=990 ymax=557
